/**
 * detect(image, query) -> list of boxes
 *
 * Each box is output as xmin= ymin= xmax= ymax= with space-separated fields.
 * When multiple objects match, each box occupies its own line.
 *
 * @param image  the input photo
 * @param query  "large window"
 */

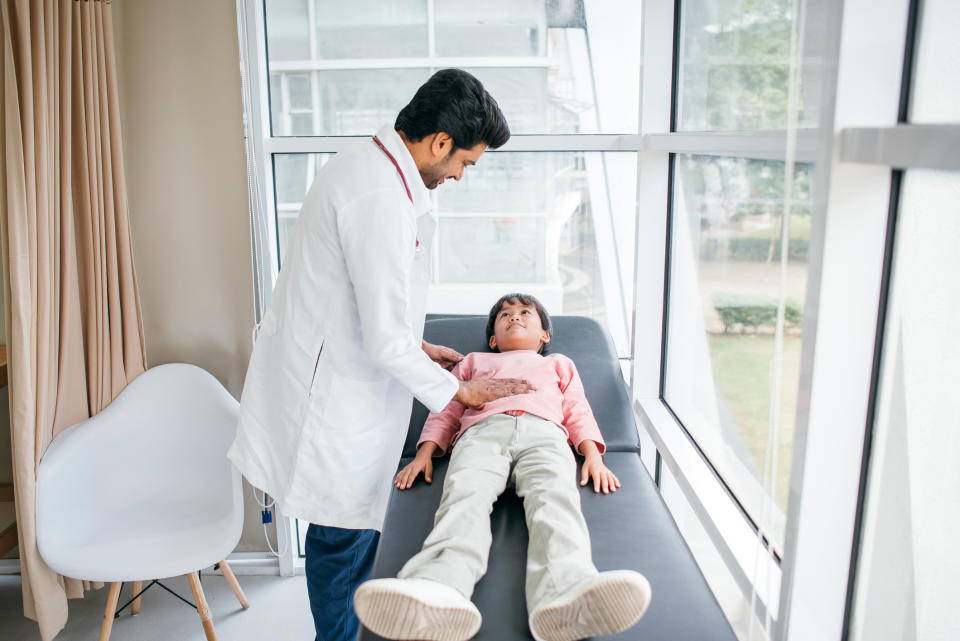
xmin=676 ymin=0 xmax=817 ymax=131
xmin=273 ymin=150 xmax=637 ymax=324
xmin=265 ymin=1 xmax=636 ymax=137
xmin=259 ymin=0 xmax=641 ymax=352
xmin=651 ymin=0 xmax=818 ymax=573
xmin=665 ymin=154 xmax=811 ymax=541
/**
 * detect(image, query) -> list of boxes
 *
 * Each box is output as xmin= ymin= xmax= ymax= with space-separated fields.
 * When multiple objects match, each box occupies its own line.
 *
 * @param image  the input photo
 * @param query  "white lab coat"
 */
xmin=228 ymin=125 xmax=459 ymax=531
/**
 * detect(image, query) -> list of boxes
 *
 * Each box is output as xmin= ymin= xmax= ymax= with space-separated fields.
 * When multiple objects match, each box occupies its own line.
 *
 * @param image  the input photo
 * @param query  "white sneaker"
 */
xmin=528 ymin=570 xmax=652 ymax=641
xmin=353 ymin=577 xmax=482 ymax=641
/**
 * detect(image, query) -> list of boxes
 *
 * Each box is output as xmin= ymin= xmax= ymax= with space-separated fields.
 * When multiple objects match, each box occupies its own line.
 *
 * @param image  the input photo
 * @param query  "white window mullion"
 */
xmin=307 ymin=0 xmax=318 ymax=61
xmin=631 ymin=0 xmax=674 ymax=402
xmin=270 ymin=57 xmax=551 ymax=72
xmin=279 ymin=73 xmax=292 ymax=136
xmin=276 ymin=511 xmax=298 ymax=576
xmin=426 ymin=0 xmax=436 ymax=58
xmin=775 ymin=0 xmax=914 ymax=639
xmin=642 ymin=130 xmax=820 ymax=163
xmin=631 ymin=149 xmax=670 ymax=400
xmin=263 ymin=134 xmax=640 ymax=155
xmin=237 ymin=0 xmax=280 ymax=319
xmin=238 ymin=0 xmax=288 ymax=573
xmin=311 ymin=71 xmax=322 ymax=136
xmin=307 ymin=0 xmax=321 ymax=137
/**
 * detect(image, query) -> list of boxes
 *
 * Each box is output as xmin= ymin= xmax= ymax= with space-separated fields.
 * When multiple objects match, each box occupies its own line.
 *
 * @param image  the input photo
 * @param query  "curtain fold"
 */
xmin=0 ymin=1 xmax=146 ymax=638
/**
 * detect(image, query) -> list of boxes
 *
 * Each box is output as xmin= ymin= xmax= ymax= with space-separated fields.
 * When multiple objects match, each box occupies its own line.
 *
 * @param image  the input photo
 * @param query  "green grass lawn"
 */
xmin=742 ymin=212 xmax=811 ymax=240
xmin=708 ymin=334 xmax=801 ymax=511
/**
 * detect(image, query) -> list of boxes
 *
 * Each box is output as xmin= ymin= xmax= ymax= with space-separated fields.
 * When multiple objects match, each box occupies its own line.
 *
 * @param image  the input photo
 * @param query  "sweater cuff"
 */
xmin=575 ymin=437 xmax=606 ymax=456
xmin=416 ymin=437 xmax=449 ymax=457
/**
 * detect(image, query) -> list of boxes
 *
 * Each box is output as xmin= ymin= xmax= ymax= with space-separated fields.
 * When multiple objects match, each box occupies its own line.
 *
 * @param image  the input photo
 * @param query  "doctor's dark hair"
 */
xmin=395 ymin=69 xmax=510 ymax=152
xmin=485 ymin=293 xmax=552 ymax=355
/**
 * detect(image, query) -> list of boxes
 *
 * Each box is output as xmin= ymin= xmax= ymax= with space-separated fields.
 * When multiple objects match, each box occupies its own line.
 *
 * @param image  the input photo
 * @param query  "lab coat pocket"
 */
xmin=324 ymin=375 xmax=387 ymax=438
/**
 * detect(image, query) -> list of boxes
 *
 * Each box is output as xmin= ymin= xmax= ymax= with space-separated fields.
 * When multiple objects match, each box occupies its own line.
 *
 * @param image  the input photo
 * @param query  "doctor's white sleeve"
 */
xmin=336 ymin=189 xmax=459 ymax=413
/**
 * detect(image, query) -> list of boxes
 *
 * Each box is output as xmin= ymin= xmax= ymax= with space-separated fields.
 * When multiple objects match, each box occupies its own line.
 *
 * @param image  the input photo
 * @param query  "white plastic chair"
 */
xmin=36 ymin=363 xmax=248 ymax=641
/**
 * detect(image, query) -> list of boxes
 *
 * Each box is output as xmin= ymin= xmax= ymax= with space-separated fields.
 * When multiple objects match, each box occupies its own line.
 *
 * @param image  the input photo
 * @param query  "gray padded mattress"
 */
xmin=359 ymin=316 xmax=736 ymax=641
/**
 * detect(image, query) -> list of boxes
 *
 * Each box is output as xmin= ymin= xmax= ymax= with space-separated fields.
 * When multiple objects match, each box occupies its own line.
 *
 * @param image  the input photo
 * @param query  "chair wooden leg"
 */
xmin=131 ymin=581 xmax=142 ymax=615
xmin=98 ymin=582 xmax=121 ymax=641
xmin=218 ymin=560 xmax=250 ymax=609
xmin=187 ymin=572 xmax=218 ymax=641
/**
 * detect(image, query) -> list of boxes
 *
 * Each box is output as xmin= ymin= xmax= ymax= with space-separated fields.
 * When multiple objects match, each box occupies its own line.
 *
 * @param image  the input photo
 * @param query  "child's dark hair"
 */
xmin=485 ymin=293 xmax=552 ymax=354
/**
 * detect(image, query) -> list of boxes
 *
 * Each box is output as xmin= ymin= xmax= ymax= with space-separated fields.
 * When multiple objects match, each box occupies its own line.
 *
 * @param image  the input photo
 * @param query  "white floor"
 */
xmin=0 ymin=573 xmax=316 ymax=641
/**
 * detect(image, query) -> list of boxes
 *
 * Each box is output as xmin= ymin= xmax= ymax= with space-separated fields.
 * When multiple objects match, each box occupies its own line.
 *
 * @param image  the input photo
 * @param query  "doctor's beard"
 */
xmin=420 ymin=153 xmax=454 ymax=190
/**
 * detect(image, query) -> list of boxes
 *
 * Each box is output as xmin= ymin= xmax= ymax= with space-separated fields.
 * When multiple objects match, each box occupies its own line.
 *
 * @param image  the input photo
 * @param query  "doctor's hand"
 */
xmin=454 ymin=374 xmax=536 ymax=409
xmin=422 ymin=340 xmax=464 ymax=371
xmin=395 ymin=442 xmax=438 ymax=489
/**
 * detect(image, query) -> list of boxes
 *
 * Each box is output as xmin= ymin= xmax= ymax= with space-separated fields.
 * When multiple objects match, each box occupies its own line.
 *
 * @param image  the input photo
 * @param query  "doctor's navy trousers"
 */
xmin=305 ymin=524 xmax=380 ymax=641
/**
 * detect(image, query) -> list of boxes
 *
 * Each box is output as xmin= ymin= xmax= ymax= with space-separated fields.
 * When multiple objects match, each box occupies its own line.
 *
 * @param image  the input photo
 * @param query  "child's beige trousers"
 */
xmin=397 ymin=412 xmax=599 ymax=612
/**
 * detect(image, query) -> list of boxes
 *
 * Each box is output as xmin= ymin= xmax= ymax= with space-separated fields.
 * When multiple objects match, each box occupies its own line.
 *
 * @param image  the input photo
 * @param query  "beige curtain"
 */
xmin=0 ymin=1 xmax=146 ymax=639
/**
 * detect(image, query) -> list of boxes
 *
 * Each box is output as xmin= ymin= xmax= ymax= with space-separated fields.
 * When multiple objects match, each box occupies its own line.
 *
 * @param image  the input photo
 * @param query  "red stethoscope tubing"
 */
xmin=372 ymin=136 xmax=414 ymax=205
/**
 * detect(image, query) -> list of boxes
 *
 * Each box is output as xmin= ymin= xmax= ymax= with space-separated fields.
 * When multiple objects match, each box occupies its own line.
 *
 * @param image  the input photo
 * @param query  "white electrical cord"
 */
xmin=255 ymin=487 xmax=276 ymax=510
xmin=255 ymin=488 xmax=288 ymax=558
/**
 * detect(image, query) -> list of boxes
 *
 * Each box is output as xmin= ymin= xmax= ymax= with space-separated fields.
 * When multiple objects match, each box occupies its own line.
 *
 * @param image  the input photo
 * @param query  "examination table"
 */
xmin=358 ymin=316 xmax=737 ymax=641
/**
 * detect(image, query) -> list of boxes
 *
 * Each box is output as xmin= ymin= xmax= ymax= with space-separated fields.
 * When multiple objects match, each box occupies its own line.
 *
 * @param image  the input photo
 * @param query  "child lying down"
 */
xmin=354 ymin=293 xmax=651 ymax=641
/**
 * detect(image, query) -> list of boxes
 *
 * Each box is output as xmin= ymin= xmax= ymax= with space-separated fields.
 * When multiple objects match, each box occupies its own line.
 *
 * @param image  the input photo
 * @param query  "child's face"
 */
xmin=489 ymin=300 xmax=550 ymax=352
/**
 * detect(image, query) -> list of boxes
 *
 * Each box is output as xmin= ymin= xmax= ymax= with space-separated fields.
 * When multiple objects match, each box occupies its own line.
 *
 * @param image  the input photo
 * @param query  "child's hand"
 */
xmin=580 ymin=457 xmax=621 ymax=494
xmin=395 ymin=454 xmax=434 ymax=490
xmin=577 ymin=440 xmax=620 ymax=494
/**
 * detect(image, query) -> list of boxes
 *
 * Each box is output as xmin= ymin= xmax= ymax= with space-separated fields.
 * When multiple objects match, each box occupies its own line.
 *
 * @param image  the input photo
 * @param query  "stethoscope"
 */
xmin=372 ymin=135 xmax=414 ymax=206
xmin=372 ymin=135 xmax=422 ymax=252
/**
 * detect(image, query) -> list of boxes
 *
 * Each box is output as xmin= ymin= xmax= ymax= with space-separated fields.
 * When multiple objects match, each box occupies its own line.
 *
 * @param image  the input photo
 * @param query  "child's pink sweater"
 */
xmin=417 ymin=350 xmax=606 ymax=456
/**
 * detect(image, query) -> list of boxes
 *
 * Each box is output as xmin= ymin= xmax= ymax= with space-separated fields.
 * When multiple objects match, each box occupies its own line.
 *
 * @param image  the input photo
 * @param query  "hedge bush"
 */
xmin=712 ymin=292 xmax=803 ymax=333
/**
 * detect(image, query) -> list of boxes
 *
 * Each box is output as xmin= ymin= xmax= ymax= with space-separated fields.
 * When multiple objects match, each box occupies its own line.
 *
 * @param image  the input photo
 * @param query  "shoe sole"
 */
xmin=354 ymin=582 xmax=482 ymax=641
xmin=529 ymin=571 xmax=652 ymax=641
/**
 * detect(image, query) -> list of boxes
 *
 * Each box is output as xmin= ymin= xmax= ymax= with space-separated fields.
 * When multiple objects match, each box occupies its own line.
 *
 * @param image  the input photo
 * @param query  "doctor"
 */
xmin=228 ymin=69 xmax=530 ymax=641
